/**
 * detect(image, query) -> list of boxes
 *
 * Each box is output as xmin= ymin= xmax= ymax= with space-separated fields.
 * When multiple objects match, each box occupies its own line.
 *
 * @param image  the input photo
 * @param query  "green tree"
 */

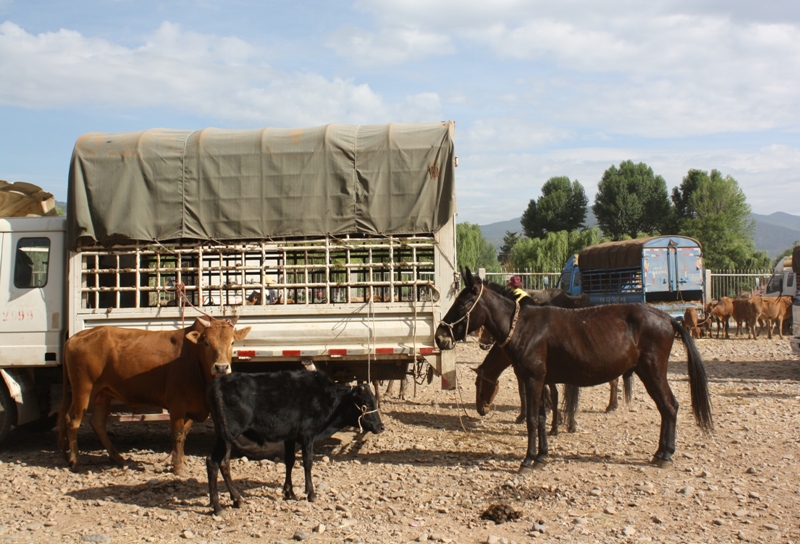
xmin=521 ymin=177 xmax=588 ymax=239
xmin=773 ymin=242 xmax=799 ymax=267
xmin=509 ymin=228 xmax=603 ymax=272
xmin=672 ymin=169 xmax=770 ymax=269
xmin=498 ymin=230 xmax=521 ymax=266
xmin=593 ymin=161 xmax=673 ymax=240
xmin=456 ymin=222 xmax=500 ymax=272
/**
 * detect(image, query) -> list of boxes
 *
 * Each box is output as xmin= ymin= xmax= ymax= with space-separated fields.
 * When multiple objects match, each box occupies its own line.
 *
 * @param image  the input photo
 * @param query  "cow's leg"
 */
xmin=282 ymin=440 xmax=298 ymax=500
xmin=606 ymin=378 xmax=620 ymax=412
xmin=169 ymin=416 xmax=193 ymax=476
xmin=300 ymin=441 xmax=316 ymax=502
xmin=64 ymin=379 xmax=93 ymax=471
xmin=218 ymin=440 xmax=243 ymax=509
xmin=88 ymin=392 xmax=126 ymax=466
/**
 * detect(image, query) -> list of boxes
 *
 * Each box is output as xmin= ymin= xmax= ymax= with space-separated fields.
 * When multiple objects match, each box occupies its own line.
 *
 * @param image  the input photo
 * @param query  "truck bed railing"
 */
xmin=77 ymin=234 xmax=439 ymax=310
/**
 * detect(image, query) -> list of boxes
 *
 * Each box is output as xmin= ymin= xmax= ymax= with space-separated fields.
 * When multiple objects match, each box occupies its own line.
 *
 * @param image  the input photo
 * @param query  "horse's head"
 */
xmin=435 ymin=267 xmax=488 ymax=350
xmin=471 ymin=326 xmax=495 ymax=350
xmin=474 ymin=364 xmax=499 ymax=416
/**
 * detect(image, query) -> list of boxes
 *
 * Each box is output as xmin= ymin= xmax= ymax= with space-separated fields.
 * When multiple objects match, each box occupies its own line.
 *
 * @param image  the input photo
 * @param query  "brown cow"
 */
xmin=57 ymin=317 xmax=251 ymax=475
xmin=706 ymin=297 xmax=734 ymax=338
xmin=732 ymin=298 xmax=755 ymax=337
xmin=743 ymin=297 xmax=763 ymax=339
xmin=758 ymin=296 xmax=793 ymax=339
xmin=683 ymin=308 xmax=702 ymax=339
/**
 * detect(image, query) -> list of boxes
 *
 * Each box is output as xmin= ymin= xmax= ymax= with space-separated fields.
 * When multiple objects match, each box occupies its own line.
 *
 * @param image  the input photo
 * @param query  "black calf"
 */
xmin=206 ymin=370 xmax=384 ymax=513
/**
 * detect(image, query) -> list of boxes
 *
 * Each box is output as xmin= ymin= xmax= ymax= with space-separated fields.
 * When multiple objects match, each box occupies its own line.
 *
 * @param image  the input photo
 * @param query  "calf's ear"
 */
xmin=185 ymin=331 xmax=202 ymax=344
xmin=234 ymin=326 xmax=252 ymax=341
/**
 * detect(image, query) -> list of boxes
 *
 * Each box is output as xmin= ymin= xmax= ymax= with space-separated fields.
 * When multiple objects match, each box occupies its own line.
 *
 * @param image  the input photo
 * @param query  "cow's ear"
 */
xmin=185 ymin=331 xmax=201 ymax=344
xmin=234 ymin=326 xmax=251 ymax=341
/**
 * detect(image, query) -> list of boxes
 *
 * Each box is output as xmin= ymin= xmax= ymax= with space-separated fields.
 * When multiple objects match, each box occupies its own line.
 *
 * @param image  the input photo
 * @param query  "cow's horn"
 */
xmin=197 ymin=317 xmax=211 ymax=328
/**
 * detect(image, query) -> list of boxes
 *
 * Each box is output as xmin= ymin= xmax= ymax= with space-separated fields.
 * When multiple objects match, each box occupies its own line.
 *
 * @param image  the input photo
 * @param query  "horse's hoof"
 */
xmin=650 ymin=456 xmax=674 ymax=468
xmin=517 ymin=463 xmax=535 ymax=475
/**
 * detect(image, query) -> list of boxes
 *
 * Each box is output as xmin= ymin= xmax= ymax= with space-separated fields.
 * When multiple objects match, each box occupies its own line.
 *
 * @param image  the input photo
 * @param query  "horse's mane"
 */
xmin=483 ymin=281 xmax=535 ymax=306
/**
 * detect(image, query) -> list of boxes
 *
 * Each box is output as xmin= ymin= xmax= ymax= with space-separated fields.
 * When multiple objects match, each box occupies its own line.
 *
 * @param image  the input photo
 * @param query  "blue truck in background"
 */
xmin=557 ymin=235 xmax=705 ymax=320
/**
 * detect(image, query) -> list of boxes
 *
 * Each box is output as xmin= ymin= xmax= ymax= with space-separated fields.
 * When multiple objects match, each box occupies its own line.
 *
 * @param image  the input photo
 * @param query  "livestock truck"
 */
xmin=0 ymin=122 xmax=459 ymax=444
xmin=557 ymin=235 xmax=705 ymax=320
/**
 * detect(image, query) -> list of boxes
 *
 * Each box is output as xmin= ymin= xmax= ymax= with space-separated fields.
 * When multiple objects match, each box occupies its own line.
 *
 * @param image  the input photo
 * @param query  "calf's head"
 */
xmin=350 ymin=384 xmax=384 ymax=434
xmin=186 ymin=317 xmax=251 ymax=376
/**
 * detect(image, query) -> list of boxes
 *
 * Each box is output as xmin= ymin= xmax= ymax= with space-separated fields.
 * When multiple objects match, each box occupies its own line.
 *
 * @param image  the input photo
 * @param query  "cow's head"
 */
xmin=185 ymin=317 xmax=251 ymax=376
xmin=350 ymin=384 xmax=384 ymax=434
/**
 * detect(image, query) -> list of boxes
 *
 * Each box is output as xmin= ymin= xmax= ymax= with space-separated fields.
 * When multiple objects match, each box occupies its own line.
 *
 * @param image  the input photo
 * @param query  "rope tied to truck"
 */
xmin=170 ymin=281 xmax=216 ymax=328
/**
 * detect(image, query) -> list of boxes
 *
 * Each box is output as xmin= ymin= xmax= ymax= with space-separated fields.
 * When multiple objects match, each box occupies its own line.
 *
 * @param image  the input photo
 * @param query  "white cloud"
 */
xmin=326 ymin=24 xmax=454 ymax=67
xmin=0 ymin=21 xmax=442 ymax=125
xmin=343 ymin=2 xmax=800 ymax=137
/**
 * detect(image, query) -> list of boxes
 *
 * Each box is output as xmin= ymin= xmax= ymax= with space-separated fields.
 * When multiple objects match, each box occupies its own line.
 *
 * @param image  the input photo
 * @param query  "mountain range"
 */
xmin=478 ymin=211 xmax=800 ymax=260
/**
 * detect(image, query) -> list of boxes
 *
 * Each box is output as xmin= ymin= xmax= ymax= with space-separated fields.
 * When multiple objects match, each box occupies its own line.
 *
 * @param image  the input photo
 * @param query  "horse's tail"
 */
xmin=562 ymin=384 xmax=580 ymax=426
xmin=622 ymin=370 xmax=634 ymax=405
xmin=671 ymin=318 xmax=714 ymax=434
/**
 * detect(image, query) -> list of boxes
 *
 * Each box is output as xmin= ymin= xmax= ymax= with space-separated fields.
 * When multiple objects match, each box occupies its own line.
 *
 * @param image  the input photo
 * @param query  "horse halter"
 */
xmin=439 ymin=282 xmax=485 ymax=344
xmin=475 ymin=366 xmax=500 ymax=407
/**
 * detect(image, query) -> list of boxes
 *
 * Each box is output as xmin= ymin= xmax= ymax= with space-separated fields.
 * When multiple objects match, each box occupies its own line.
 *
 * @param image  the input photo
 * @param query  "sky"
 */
xmin=2 ymin=0 xmax=799 ymax=226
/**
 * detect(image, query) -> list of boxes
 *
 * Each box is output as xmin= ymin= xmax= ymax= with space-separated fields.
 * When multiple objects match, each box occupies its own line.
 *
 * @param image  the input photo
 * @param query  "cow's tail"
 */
xmin=56 ymin=346 xmax=72 ymax=455
xmin=671 ymin=318 xmax=714 ymax=434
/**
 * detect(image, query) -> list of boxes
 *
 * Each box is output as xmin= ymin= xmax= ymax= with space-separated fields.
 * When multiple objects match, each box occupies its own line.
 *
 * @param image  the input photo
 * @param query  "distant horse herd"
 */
xmin=55 ymin=270 xmax=794 ymax=511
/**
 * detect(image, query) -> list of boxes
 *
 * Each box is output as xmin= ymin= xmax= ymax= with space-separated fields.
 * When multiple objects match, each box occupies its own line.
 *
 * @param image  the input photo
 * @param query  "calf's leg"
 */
xmin=64 ymin=378 xmax=93 ymax=471
xmin=206 ymin=437 xmax=242 ymax=514
xmin=300 ymin=441 xmax=316 ymax=502
xmin=282 ymin=440 xmax=298 ymax=500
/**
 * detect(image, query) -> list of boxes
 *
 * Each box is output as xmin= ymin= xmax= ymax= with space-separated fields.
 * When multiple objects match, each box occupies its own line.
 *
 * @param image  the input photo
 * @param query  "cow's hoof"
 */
xmin=514 ymin=414 xmax=525 ymax=424
xmin=517 ymin=464 xmax=534 ymax=475
xmin=605 ymin=405 xmax=618 ymax=413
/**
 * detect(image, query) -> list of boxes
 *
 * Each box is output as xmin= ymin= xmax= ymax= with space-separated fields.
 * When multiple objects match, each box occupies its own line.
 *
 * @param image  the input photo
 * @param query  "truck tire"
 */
xmin=0 ymin=382 xmax=17 ymax=444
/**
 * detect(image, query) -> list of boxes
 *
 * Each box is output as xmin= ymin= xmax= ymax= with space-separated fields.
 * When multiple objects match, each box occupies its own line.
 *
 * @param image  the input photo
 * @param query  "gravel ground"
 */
xmin=1 ymin=335 xmax=799 ymax=544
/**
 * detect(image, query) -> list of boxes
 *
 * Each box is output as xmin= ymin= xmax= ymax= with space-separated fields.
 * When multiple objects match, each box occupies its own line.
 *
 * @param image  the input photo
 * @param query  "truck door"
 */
xmin=674 ymin=245 xmax=704 ymax=295
xmin=0 ymin=226 xmax=65 ymax=367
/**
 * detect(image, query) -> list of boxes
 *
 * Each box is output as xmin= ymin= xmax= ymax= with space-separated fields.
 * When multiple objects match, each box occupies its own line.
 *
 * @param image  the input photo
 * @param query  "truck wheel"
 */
xmin=0 ymin=382 xmax=17 ymax=444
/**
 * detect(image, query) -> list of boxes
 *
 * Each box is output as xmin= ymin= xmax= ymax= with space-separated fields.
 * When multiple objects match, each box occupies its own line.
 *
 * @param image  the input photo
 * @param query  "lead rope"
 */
xmin=356 ymin=404 xmax=380 ymax=433
xmin=497 ymin=301 xmax=521 ymax=348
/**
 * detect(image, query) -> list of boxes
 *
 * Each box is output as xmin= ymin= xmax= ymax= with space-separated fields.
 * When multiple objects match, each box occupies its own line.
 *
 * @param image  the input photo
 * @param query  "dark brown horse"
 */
xmin=475 ymin=288 xmax=633 ymax=433
xmin=435 ymin=268 xmax=713 ymax=473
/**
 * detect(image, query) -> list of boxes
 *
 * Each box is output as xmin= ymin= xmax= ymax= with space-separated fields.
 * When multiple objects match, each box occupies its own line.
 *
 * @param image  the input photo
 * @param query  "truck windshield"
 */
xmin=764 ymin=274 xmax=783 ymax=296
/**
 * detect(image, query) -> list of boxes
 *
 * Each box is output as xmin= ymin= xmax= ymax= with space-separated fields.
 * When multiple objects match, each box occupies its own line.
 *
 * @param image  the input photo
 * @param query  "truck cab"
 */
xmin=764 ymin=256 xmax=796 ymax=298
xmin=0 ymin=216 xmax=66 ymax=439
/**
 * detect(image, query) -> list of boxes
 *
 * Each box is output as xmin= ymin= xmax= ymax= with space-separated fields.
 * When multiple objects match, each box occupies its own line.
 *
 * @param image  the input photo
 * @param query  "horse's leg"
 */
xmin=547 ymin=384 xmax=559 ymax=435
xmin=635 ymin=362 xmax=678 ymax=467
xmin=519 ymin=375 xmax=546 ymax=473
xmin=515 ymin=373 xmax=527 ymax=424
xmin=606 ymin=378 xmax=620 ymax=412
xmin=563 ymin=385 xmax=579 ymax=432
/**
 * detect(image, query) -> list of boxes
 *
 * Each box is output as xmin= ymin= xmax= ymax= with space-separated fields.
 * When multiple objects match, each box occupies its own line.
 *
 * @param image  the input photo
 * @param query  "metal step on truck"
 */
xmin=0 ymin=122 xmax=459 ymax=444
xmin=557 ymin=235 xmax=705 ymax=320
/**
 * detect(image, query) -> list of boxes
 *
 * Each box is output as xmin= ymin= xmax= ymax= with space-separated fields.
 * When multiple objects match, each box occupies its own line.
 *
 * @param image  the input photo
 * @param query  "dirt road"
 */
xmin=1 ymin=337 xmax=799 ymax=543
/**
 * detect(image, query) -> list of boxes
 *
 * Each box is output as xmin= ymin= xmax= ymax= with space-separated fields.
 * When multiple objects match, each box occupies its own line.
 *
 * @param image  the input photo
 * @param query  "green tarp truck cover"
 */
xmin=67 ymin=122 xmax=456 ymax=248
